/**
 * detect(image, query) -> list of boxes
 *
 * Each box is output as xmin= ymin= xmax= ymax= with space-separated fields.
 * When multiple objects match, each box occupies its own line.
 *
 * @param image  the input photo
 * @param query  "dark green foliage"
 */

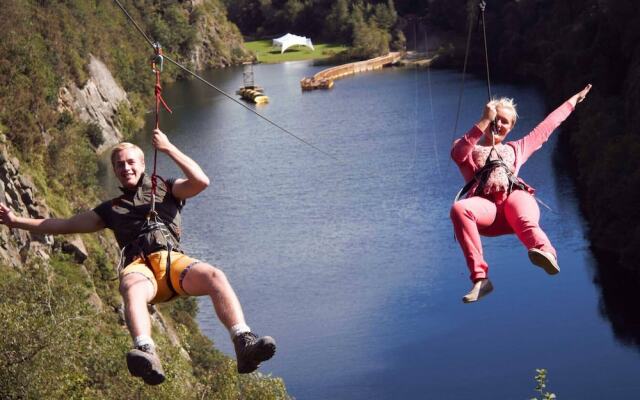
xmin=85 ymin=122 xmax=104 ymax=148
xmin=0 ymin=260 xmax=129 ymax=399
xmin=351 ymin=20 xmax=391 ymax=58
xmin=46 ymin=120 xmax=99 ymax=192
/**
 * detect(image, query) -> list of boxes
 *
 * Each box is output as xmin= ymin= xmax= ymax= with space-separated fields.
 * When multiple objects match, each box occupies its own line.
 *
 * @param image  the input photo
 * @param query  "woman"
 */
xmin=450 ymin=84 xmax=592 ymax=303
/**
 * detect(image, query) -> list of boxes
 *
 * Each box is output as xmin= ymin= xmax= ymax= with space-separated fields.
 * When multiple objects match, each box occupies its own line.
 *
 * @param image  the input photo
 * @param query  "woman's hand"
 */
xmin=569 ymin=84 xmax=592 ymax=107
xmin=475 ymin=103 xmax=498 ymax=137
xmin=481 ymin=103 xmax=497 ymax=122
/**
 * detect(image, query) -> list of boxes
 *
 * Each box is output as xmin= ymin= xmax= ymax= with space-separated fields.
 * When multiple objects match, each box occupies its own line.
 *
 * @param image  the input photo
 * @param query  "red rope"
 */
xmin=150 ymin=45 xmax=172 ymax=213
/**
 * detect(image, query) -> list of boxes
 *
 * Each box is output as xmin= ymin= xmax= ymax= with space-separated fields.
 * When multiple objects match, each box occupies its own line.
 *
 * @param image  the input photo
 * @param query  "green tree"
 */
xmin=373 ymin=0 xmax=398 ymax=30
xmin=324 ymin=0 xmax=351 ymax=41
xmin=352 ymin=20 xmax=390 ymax=58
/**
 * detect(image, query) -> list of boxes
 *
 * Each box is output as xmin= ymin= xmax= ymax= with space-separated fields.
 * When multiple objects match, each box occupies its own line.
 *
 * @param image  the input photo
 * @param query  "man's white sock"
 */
xmin=134 ymin=335 xmax=155 ymax=349
xmin=230 ymin=323 xmax=251 ymax=339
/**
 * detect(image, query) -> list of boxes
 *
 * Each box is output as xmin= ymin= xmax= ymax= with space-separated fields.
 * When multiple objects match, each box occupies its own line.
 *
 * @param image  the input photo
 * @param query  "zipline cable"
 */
xmin=478 ymin=1 xmax=493 ymax=102
xmin=161 ymin=53 xmax=339 ymax=161
xmin=478 ymin=0 xmax=498 ymax=147
xmin=112 ymin=0 xmax=155 ymax=47
xmin=451 ymin=3 xmax=475 ymax=141
xmin=424 ymin=21 xmax=441 ymax=177
xmin=112 ymin=0 xmax=338 ymax=162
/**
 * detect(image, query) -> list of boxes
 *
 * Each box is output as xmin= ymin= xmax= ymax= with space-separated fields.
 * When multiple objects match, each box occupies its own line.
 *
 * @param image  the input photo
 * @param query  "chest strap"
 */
xmin=455 ymin=147 xmax=525 ymax=202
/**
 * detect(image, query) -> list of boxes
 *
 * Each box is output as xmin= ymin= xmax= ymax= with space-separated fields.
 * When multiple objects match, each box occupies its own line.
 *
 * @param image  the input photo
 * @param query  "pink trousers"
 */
xmin=450 ymin=190 xmax=556 ymax=282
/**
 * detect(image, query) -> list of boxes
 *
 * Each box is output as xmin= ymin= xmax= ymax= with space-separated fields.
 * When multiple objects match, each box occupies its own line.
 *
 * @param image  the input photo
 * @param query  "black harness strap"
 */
xmin=164 ymin=241 xmax=177 ymax=300
xmin=135 ymin=212 xmax=182 ymax=301
xmin=454 ymin=148 xmax=526 ymax=202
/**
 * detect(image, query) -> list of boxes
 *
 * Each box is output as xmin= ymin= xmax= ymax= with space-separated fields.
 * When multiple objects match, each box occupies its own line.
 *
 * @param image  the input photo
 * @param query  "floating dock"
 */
xmin=301 ymin=52 xmax=403 ymax=90
xmin=237 ymin=62 xmax=269 ymax=104
xmin=236 ymin=86 xmax=269 ymax=104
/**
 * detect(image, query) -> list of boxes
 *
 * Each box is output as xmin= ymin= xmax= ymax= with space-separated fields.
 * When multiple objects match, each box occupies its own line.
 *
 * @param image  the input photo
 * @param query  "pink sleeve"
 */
xmin=451 ymin=125 xmax=484 ymax=164
xmin=512 ymin=101 xmax=575 ymax=167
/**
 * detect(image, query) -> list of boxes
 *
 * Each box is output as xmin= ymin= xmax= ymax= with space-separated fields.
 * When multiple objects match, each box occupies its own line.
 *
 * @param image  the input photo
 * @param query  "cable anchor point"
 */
xmin=151 ymin=42 xmax=164 ymax=73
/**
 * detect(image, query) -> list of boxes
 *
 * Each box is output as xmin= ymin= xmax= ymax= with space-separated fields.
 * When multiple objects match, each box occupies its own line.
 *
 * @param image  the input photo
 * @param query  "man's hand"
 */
xmin=0 ymin=203 xmax=16 ymax=227
xmin=152 ymin=129 xmax=175 ymax=154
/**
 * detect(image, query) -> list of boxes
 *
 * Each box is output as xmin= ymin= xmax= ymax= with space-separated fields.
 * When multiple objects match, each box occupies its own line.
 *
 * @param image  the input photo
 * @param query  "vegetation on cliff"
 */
xmin=0 ymin=1 xmax=286 ymax=397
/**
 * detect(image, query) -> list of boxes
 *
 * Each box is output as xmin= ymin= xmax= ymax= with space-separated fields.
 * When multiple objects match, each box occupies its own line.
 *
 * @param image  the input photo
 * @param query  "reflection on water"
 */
xmin=111 ymin=61 xmax=640 ymax=399
xmin=593 ymin=253 xmax=640 ymax=351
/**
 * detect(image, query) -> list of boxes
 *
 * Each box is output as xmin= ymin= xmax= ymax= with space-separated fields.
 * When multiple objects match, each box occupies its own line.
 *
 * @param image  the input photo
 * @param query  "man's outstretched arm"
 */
xmin=0 ymin=203 xmax=105 ymax=234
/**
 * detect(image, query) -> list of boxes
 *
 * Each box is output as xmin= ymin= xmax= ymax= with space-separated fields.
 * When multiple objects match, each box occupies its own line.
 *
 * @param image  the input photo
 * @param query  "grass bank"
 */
xmin=245 ymin=40 xmax=348 ymax=63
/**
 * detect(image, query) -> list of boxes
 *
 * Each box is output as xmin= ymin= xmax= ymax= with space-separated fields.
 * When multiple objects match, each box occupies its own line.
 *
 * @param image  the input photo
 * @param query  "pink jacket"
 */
xmin=451 ymin=101 xmax=575 ymax=197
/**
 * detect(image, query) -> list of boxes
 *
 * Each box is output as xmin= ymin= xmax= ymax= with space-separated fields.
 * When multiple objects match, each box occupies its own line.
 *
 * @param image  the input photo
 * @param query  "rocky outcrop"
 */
xmin=58 ymin=55 xmax=129 ymax=153
xmin=0 ymin=140 xmax=53 ymax=266
xmin=188 ymin=0 xmax=251 ymax=69
xmin=0 ymin=137 xmax=96 ymax=269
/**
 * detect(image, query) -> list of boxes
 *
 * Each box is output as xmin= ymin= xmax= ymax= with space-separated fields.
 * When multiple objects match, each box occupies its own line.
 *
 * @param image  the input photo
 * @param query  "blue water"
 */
xmin=129 ymin=62 xmax=640 ymax=399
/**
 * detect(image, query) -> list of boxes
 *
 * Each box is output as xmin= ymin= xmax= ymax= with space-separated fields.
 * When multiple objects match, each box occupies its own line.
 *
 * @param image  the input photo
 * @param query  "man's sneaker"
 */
xmin=126 ymin=344 xmax=165 ymax=385
xmin=462 ymin=278 xmax=494 ymax=303
xmin=233 ymin=332 xmax=276 ymax=374
xmin=528 ymin=249 xmax=560 ymax=275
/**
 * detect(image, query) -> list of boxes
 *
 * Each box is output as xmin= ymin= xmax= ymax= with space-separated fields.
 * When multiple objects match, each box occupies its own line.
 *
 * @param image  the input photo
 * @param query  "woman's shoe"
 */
xmin=462 ymin=278 xmax=494 ymax=303
xmin=528 ymin=248 xmax=560 ymax=275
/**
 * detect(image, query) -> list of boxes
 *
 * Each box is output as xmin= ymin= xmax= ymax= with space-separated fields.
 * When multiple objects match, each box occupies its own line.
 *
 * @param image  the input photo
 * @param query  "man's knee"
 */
xmin=198 ymin=264 xmax=229 ymax=288
xmin=120 ymin=273 xmax=154 ymax=298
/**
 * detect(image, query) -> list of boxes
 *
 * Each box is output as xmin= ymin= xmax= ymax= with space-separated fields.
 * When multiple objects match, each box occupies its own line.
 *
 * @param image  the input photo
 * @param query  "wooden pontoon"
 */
xmin=301 ymin=52 xmax=403 ymax=91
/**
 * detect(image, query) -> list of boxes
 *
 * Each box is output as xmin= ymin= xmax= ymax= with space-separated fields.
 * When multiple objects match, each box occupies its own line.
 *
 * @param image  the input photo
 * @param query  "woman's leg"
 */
xmin=450 ymin=196 xmax=499 ymax=282
xmin=503 ymin=190 xmax=556 ymax=256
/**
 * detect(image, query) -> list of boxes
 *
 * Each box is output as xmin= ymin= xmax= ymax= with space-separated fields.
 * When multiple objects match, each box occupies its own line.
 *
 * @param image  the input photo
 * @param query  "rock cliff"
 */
xmin=58 ymin=56 xmax=129 ymax=153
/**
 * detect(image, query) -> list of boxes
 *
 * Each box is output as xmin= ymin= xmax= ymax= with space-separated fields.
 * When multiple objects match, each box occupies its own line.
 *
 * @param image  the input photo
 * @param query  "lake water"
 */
xmin=127 ymin=62 xmax=640 ymax=399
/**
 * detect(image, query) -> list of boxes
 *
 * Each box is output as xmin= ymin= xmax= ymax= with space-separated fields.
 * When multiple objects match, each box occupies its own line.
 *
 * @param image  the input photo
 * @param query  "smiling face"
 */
xmin=484 ymin=104 xmax=517 ymax=145
xmin=111 ymin=146 xmax=145 ymax=189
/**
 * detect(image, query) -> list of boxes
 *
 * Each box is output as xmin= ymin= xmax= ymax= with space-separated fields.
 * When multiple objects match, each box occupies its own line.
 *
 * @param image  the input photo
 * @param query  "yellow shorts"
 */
xmin=121 ymin=251 xmax=200 ymax=304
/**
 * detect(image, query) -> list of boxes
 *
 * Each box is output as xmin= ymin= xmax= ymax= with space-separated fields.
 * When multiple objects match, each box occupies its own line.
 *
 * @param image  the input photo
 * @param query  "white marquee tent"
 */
xmin=272 ymin=33 xmax=314 ymax=53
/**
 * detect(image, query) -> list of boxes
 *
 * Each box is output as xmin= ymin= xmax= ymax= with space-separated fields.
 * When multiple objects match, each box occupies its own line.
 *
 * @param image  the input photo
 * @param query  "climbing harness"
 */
xmin=453 ymin=147 xmax=528 ymax=202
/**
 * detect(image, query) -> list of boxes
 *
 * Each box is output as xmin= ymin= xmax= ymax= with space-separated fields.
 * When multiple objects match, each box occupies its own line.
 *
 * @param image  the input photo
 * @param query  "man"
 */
xmin=0 ymin=129 xmax=276 ymax=385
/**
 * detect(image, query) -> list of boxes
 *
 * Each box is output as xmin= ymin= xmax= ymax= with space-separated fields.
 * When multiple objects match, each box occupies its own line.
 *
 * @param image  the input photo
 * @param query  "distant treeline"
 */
xmin=223 ymin=0 xmax=413 ymax=58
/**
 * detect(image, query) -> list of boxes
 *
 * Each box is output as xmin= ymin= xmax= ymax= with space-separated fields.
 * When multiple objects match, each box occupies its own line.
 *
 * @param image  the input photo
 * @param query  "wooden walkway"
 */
xmin=301 ymin=52 xmax=403 ymax=90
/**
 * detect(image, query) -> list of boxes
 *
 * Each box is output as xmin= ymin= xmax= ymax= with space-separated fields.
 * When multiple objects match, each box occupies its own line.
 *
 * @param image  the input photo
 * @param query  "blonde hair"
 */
xmin=110 ymin=142 xmax=144 ymax=167
xmin=488 ymin=97 xmax=518 ymax=125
